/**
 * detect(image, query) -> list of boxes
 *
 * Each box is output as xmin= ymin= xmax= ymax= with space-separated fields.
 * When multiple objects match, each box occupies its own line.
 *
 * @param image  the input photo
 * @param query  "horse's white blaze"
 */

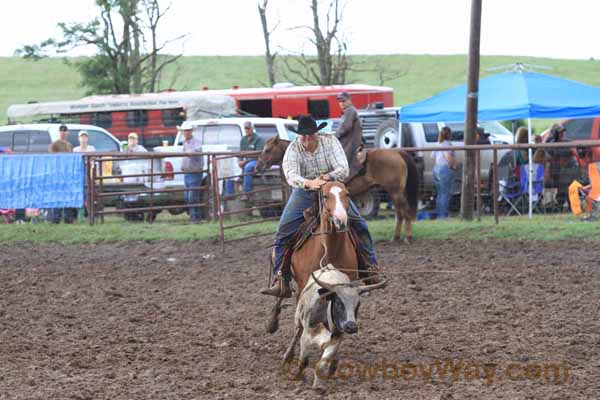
xmin=330 ymin=186 xmax=347 ymax=227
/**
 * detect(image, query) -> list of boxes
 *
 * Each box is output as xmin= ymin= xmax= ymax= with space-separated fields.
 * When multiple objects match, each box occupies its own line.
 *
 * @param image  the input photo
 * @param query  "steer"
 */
xmin=282 ymin=265 xmax=388 ymax=390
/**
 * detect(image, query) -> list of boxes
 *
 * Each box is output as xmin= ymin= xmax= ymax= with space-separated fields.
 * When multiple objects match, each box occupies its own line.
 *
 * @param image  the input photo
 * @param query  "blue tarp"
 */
xmin=400 ymin=71 xmax=600 ymax=122
xmin=0 ymin=154 xmax=85 ymax=208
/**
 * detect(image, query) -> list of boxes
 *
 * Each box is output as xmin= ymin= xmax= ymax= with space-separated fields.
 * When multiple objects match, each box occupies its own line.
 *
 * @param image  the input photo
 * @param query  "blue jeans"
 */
xmin=433 ymin=164 xmax=454 ymax=219
xmin=224 ymin=159 xmax=257 ymax=195
xmin=273 ymin=188 xmax=377 ymax=274
xmin=52 ymin=208 xmax=76 ymax=224
xmin=184 ymin=173 xmax=203 ymax=221
xmin=242 ymin=160 xmax=257 ymax=193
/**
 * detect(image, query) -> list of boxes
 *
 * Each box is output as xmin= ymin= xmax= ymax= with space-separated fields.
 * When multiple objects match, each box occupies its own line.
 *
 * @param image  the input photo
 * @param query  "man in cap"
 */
xmin=260 ymin=115 xmax=380 ymax=297
xmin=49 ymin=124 xmax=73 ymax=153
xmin=126 ymin=132 xmax=147 ymax=152
xmin=49 ymin=125 xmax=75 ymax=223
xmin=335 ymin=91 xmax=364 ymax=179
xmin=73 ymin=131 xmax=96 ymax=220
xmin=238 ymin=121 xmax=265 ymax=198
xmin=181 ymin=123 xmax=204 ymax=223
xmin=73 ymin=131 xmax=96 ymax=153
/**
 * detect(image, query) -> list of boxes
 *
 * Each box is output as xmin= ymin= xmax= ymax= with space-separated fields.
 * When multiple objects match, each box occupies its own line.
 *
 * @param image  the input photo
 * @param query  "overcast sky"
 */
xmin=1 ymin=0 xmax=599 ymax=59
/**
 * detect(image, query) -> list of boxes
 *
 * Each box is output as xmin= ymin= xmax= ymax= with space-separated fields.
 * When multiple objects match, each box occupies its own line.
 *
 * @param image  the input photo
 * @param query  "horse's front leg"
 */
xmin=266 ymin=297 xmax=284 ymax=333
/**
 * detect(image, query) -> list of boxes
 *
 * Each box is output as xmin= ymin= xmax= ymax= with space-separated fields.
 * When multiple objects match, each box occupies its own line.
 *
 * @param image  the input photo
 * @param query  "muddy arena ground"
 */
xmin=0 ymin=238 xmax=598 ymax=399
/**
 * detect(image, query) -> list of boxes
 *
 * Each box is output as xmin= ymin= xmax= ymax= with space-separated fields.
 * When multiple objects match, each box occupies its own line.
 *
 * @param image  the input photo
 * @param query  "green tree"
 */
xmin=17 ymin=0 xmax=185 ymax=95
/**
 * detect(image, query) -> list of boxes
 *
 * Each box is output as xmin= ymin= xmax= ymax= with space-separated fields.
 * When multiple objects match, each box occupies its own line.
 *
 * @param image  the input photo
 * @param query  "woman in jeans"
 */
xmin=431 ymin=127 xmax=456 ymax=219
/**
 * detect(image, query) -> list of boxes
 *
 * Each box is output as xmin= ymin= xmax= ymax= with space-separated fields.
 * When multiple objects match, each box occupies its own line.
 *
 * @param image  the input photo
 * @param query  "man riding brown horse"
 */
xmin=259 ymin=115 xmax=381 ymax=297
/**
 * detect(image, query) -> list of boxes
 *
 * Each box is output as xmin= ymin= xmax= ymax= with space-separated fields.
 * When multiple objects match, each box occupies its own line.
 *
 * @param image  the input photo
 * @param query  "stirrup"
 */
xmin=365 ymin=264 xmax=383 ymax=284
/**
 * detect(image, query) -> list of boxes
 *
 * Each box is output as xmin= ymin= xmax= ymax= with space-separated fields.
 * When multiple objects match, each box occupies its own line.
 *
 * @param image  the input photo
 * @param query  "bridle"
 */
xmin=311 ymin=185 xmax=349 ymax=236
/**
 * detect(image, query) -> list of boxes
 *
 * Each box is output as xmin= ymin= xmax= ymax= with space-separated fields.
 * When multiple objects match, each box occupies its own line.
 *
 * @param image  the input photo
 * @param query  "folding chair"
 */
xmin=519 ymin=164 xmax=544 ymax=214
xmin=498 ymin=166 xmax=524 ymax=216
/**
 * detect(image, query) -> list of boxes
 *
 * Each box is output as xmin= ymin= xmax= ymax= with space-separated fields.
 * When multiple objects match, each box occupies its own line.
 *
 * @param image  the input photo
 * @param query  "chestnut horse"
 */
xmin=266 ymin=181 xmax=360 ymax=334
xmin=256 ymin=136 xmax=419 ymax=243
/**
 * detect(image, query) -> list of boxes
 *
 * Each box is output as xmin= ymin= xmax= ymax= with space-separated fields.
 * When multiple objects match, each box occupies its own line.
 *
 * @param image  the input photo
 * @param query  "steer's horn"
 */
xmin=311 ymin=271 xmax=336 ymax=293
xmin=358 ymin=276 xmax=389 ymax=294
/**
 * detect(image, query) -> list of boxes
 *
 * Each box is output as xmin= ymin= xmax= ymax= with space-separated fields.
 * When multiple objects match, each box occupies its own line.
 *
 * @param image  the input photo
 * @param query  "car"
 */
xmin=540 ymin=117 xmax=600 ymax=160
xmin=0 ymin=123 xmax=122 ymax=153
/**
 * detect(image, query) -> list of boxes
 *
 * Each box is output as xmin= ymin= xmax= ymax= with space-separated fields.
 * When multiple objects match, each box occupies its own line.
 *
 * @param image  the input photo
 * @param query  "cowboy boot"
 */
xmin=365 ymin=264 xmax=383 ymax=285
xmin=260 ymin=274 xmax=292 ymax=298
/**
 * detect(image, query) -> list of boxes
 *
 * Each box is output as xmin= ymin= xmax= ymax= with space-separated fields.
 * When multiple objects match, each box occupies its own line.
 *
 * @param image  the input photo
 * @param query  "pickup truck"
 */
xmin=329 ymin=107 xmax=514 ymax=216
xmin=148 ymin=117 xmax=299 ymax=219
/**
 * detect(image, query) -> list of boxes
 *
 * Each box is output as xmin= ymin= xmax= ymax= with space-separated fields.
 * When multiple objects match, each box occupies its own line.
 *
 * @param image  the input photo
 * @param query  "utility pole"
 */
xmin=461 ymin=0 xmax=482 ymax=220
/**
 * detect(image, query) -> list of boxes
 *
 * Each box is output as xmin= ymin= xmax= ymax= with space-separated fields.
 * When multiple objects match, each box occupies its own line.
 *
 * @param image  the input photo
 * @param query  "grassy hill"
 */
xmin=2 ymin=54 xmax=600 ymax=132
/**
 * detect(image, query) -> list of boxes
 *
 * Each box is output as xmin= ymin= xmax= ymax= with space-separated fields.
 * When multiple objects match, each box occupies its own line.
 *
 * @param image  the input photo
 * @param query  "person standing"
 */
xmin=72 ymin=130 xmax=96 ymax=153
xmin=431 ymin=127 xmax=456 ymax=219
xmin=126 ymin=132 xmax=147 ymax=153
xmin=49 ymin=125 xmax=75 ymax=223
xmin=181 ymin=125 xmax=204 ymax=223
xmin=335 ymin=91 xmax=364 ymax=179
xmin=73 ymin=131 xmax=96 ymax=220
xmin=238 ymin=121 xmax=264 ymax=199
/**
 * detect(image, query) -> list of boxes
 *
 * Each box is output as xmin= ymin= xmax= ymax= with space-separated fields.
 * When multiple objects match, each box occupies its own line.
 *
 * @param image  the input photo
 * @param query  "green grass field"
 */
xmin=1 ymin=214 xmax=598 ymax=244
xmin=3 ymin=54 xmax=600 ymax=132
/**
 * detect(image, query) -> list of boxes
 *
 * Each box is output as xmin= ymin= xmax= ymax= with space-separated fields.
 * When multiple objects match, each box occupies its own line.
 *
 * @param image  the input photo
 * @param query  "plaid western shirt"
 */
xmin=282 ymin=133 xmax=349 ymax=189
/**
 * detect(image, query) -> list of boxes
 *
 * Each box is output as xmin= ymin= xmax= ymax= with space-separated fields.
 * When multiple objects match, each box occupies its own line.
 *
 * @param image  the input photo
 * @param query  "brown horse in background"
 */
xmin=256 ymin=136 xmax=420 ymax=243
xmin=348 ymin=146 xmax=419 ymax=243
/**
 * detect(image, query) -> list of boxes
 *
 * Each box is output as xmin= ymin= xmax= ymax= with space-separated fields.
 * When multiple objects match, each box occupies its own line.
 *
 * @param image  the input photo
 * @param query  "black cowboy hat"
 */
xmin=290 ymin=115 xmax=328 ymax=136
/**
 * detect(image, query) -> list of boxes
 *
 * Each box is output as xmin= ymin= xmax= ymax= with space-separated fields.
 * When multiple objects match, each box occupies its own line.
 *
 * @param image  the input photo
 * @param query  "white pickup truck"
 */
xmin=148 ymin=117 xmax=298 ymax=218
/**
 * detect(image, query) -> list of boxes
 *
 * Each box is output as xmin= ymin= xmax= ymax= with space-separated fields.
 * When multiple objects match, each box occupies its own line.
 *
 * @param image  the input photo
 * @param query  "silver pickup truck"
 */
xmin=329 ymin=107 xmax=514 ymax=216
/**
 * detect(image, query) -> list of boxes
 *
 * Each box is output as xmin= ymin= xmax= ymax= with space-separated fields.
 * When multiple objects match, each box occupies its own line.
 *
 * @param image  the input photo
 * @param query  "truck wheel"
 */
xmin=168 ymin=208 xmax=186 ymax=215
xmin=375 ymin=119 xmax=398 ymax=149
xmin=353 ymin=188 xmax=380 ymax=219
xmin=124 ymin=211 xmax=144 ymax=222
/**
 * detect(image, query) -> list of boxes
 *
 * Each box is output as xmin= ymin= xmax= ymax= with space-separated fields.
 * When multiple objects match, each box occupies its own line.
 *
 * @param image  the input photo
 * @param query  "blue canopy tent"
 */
xmin=400 ymin=70 xmax=600 ymax=217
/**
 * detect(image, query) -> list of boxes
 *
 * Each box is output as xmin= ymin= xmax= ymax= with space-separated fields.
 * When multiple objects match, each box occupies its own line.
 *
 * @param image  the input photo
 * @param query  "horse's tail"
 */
xmin=399 ymin=151 xmax=419 ymax=220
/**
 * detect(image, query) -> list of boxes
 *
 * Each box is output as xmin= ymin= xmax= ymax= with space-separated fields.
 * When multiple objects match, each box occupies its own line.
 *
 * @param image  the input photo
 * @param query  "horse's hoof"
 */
xmin=266 ymin=317 xmax=279 ymax=334
xmin=391 ymin=236 xmax=401 ymax=242
xmin=404 ymin=236 xmax=413 ymax=245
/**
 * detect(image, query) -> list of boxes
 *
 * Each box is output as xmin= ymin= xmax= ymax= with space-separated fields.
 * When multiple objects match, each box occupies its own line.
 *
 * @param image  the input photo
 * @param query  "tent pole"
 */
xmin=528 ymin=118 xmax=533 ymax=218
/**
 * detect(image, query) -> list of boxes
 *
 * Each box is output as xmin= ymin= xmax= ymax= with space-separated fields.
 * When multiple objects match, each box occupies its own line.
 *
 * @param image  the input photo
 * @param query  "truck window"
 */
xmin=308 ymin=99 xmax=330 ymax=119
xmin=563 ymin=118 xmax=593 ymax=140
xmin=445 ymin=123 xmax=465 ymax=141
xmin=254 ymin=124 xmax=278 ymax=141
xmin=202 ymin=126 xmax=220 ymax=146
xmin=126 ymin=110 xmax=148 ymax=127
xmin=0 ymin=132 xmax=13 ymax=148
xmin=13 ymin=132 xmax=28 ymax=152
xmin=218 ymin=125 xmax=242 ymax=150
xmin=28 ymin=131 xmax=52 ymax=152
xmin=68 ymin=129 xmax=119 ymax=151
xmin=239 ymin=99 xmax=272 ymax=117
xmin=424 ymin=123 xmax=440 ymax=142
xmin=162 ymin=108 xmax=185 ymax=127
